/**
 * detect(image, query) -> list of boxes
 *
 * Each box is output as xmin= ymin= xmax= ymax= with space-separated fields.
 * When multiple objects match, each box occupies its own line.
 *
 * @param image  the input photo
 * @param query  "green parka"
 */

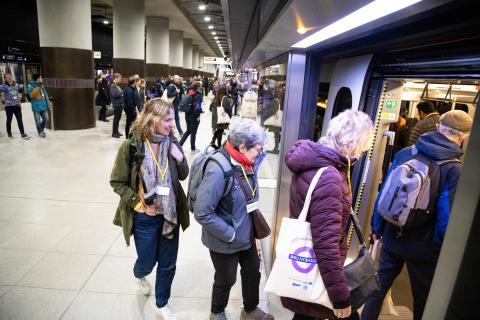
xmin=110 ymin=134 xmax=190 ymax=245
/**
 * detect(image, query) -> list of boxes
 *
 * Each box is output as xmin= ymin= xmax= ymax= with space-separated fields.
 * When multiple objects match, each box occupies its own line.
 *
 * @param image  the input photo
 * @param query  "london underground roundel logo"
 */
xmin=288 ymin=246 xmax=316 ymax=273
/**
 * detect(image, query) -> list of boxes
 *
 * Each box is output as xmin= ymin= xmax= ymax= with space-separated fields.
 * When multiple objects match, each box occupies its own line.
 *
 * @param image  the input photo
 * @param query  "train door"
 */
xmin=357 ymin=75 xmax=478 ymax=314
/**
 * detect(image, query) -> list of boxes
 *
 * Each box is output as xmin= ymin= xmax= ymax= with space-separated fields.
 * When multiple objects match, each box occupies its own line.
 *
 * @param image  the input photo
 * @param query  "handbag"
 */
xmin=233 ymin=171 xmax=271 ymax=240
xmin=264 ymin=98 xmax=283 ymax=127
xmin=217 ymin=96 xmax=231 ymax=125
xmin=264 ymin=110 xmax=283 ymax=127
xmin=344 ymin=210 xmax=380 ymax=311
xmin=265 ymin=167 xmax=333 ymax=308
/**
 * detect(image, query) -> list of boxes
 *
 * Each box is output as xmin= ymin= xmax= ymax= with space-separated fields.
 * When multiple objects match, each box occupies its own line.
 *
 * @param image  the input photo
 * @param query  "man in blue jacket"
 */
xmin=27 ymin=74 xmax=49 ymax=137
xmin=362 ymin=110 xmax=473 ymax=320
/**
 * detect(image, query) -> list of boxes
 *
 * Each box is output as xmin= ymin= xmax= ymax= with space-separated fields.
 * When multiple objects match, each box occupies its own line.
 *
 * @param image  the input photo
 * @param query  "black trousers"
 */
xmin=98 ymin=104 xmax=107 ymax=120
xmin=112 ymin=105 xmax=123 ymax=134
xmin=211 ymin=128 xmax=224 ymax=147
xmin=179 ymin=116 xmax=200 ymax=150
xmin=5 ymin=105 xmax=25 ymax=135
xmin=293 ymin=311 xmax=359 ymax=320
xmin=209 ymin=244 xmax=260 ymax=314
xmin=124 ymin=108 xmax=137 ymax=138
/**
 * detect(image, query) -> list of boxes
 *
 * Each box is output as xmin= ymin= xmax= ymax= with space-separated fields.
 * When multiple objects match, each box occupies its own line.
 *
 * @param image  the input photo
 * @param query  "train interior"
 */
xmin=309 ymin=53 xmax=479 ymax=316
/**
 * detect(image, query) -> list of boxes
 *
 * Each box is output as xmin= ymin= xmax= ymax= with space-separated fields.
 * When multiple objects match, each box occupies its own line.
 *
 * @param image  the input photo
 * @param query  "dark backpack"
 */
xmin=377 ymin=147 xmax=460 ymax=233
xmin=179 ymin=94 xmax=194 ymax=112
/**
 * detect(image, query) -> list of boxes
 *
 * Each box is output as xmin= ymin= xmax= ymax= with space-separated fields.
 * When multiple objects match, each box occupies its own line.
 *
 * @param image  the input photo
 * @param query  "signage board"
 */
xmin=204 ymin=56 xmax=230 ymax=65
xmin=93 ymin=51 xmax=102 ymax=59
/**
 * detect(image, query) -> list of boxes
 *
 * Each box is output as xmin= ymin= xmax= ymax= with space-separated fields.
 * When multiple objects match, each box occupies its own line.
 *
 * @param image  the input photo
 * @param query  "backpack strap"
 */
xmin=202 ymin=150 xmax=234 ymax=197
xmin=437 ymin=159 xmax=462 ymax=166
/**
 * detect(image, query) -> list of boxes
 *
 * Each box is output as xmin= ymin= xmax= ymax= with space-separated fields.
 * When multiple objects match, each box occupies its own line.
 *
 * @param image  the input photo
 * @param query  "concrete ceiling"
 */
xmin=91 ymin=0 xmax=217 ymax=56
xmin=243 ymin=0 xmax=372 ymax=68
xmin=242 ymin=0 xmax=452 ymax=68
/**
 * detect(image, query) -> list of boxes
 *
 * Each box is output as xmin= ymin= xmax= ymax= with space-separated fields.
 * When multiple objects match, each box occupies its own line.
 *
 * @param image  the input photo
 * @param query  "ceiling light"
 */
xmin=204 ymin=16 xmax=211 ymax=22
xmin=208 ymin=25 xmax=214 ymax=29
xmin=214 ymin=36 xmax=218 ymax=40
xmin=103 ymin=20 xmax=109 ymax=25
xmin=211 ymin=32 xmax=217 ymax=35
xmin=199 ymin=4 xmax=207 ymax=10
xmin=292 ymin=0 xmax=423 ymax=48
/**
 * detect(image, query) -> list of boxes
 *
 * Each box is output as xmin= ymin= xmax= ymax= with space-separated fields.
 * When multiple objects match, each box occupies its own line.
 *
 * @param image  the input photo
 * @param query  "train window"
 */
xmin=332 ymin=87 xmax=352 ymax=117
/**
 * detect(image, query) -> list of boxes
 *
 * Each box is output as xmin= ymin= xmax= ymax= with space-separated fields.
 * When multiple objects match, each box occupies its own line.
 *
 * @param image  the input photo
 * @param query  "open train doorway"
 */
xmin=354 ymin=76 xmax=478 ymax=317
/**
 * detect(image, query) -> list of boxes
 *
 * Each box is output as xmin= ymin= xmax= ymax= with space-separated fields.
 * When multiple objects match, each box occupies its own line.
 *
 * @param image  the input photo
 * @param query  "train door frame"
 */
xmin=353 ymin=54 xmax=480 ymax=316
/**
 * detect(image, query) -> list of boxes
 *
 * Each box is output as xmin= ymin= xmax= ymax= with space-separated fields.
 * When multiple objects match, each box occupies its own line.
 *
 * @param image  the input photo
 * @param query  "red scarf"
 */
xmin=224 ymin=141 xmax=254 ymax=173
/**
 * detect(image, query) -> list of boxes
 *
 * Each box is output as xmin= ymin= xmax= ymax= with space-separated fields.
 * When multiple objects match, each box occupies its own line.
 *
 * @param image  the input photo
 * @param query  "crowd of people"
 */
xmin=0 ymin=72 xmax=50 ymax=139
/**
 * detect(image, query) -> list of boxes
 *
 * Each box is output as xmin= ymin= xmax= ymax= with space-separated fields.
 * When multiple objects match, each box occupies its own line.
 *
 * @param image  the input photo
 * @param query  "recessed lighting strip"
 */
xmin=292 ymin=0 xmax=423 ymax=48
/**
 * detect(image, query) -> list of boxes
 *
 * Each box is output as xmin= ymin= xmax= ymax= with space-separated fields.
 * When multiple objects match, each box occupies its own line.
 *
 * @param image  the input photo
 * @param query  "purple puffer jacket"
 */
xmin=281 ymin=140 xmax=352 ymax=319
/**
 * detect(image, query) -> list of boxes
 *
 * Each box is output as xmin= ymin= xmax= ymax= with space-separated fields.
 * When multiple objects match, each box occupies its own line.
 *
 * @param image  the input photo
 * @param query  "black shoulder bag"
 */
xmin=344 ymin=210 xmax=380 ymax=311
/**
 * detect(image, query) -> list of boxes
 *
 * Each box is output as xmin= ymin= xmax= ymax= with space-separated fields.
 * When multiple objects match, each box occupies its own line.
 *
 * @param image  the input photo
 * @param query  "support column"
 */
xmin=36 ymin=0 xmax=94 ymax=130
xmin=146 ymin=17 xmax=169 ymax=81
xmin=169 ymin=30 xmax=183 ymax=77
xmin=199 ymin=50 xmax=205 ymax=75
xmin=192 ymin=45 xmax=199 ymax=72
xmin=113 ymin=0 xmax=145 ymax=80
xmin=183 ymin=39 xmax=193 ymax=78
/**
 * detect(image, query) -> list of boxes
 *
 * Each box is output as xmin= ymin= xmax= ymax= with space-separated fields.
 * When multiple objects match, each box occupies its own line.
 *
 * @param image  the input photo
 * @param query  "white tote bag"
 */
xmin=217 ymin=106 xmax=231 ymax=124
xmin=264 ymin=167 xmax=333 ymax=309
xmin=264 ymin=110 xmax=283 ymax=127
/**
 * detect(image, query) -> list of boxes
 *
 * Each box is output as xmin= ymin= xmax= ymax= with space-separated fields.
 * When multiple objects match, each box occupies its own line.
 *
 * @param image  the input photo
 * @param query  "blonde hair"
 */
xmin=320 ymin=110 xmax=373 ymax=159
xmin=131 ymin=98 xmax=173 ymax=139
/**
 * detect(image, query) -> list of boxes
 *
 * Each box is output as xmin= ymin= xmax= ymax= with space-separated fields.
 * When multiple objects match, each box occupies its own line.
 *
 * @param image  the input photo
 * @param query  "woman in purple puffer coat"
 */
xmin=282 ymin=110 xmax=373 ymax=320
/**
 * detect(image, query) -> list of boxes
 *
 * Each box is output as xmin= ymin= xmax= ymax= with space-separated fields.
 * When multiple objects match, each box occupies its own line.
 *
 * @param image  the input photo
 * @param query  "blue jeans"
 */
xmin=174 ymin=105 xmax=183 ymax=134
xmin=33 ymin=110 xmax=48 ymax=134
xmin=133 ymin=213 xmax=179 ymax=308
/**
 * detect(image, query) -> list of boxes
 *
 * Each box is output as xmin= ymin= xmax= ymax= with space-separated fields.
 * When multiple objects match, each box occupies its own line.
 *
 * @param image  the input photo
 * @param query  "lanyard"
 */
xmin=241 ymin=166 xmax=257 ymax=198
xmin=346 ymin=156 xmax=352 ymax=194
xmin=146 ymin=140 xmax=169 ymax=182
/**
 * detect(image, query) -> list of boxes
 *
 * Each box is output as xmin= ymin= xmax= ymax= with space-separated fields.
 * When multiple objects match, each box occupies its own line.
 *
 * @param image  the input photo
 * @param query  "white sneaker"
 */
xmin=137 ymin=277 xmax=151 ymax=295
xmin=154 ymin=304 xmax=177 ymax=320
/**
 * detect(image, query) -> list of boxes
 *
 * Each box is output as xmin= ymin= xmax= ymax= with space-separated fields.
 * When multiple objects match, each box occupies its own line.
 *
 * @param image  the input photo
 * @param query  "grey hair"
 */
xmin=438 ymin=124 xmax=466 ymax=139
xmin=319 ymin=109 xmax=373 ymax=159
xmin=228 ymin=119 xmax=267 ymax=149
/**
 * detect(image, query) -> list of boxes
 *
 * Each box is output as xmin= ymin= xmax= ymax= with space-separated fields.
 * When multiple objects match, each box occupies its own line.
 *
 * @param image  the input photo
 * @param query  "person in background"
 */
xmin=27 ymin=74 xmax=49 ymax=137
xmin=137 ymin=78 xmax=146 ymax=112
xmin=179 ymin=81 xmax=203 ymax=153
xmin=0 ymin=72 xmax=30 ymax=139
xmin=96 ymin=78 xmax=110 ymax=122
xmin=110 ymin=98 xmax=189 ymax=320
xmin=194 ymin=119 xmax=273 ymax=320
xmin=408 ymin=101 xmax=439 ymax=146
xmin=123 ymin=76 xmax=139 ymax=138
xmin=170 ymin=75 xmax=184 ymax=136
xmin=262 ymin=89 xmax=282 ymax=154
xmin=210 ymin=86 xmax=232 ymax=148
xmin=283 ymin=110 xmax=373 ymax=320
xmin=362 ymin=110 xmax=473 ymax=320
xmin=110 ymin=73 xmax=124 ymax=138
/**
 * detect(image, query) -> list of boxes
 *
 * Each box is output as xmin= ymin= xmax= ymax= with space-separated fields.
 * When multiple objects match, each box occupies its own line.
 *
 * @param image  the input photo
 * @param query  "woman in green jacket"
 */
xmin=110 ymin=98 xmax=189 ymax=320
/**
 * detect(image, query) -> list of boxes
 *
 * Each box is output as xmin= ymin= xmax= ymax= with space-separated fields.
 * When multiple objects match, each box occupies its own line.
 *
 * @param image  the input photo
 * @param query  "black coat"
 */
xmin=96 ymin=87 xmax=111 ymax=106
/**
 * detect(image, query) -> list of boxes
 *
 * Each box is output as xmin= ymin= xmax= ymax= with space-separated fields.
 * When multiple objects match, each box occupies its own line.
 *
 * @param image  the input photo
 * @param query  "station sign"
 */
xmin=204 ymin=57 xmax=230 ymax=65
xmin=93 ymin=51 xmax=102 ymax=59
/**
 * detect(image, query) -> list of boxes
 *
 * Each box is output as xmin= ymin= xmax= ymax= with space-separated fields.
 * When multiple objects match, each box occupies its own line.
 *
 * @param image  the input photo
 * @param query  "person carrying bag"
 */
xmin=269 ymin=110 xmax=376 ymax=320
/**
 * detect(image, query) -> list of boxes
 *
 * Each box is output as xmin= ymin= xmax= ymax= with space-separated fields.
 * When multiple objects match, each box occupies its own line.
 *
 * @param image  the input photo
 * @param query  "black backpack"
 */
xmin=179 ymin=94 xmax=194 ymax=112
